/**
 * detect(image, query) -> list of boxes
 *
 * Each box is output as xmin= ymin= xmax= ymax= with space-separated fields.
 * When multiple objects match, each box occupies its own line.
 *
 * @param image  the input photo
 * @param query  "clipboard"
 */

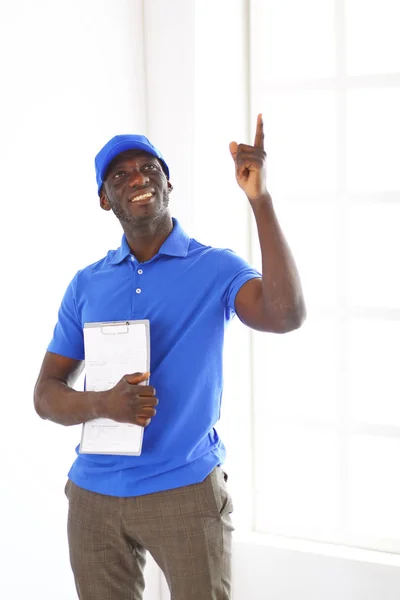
xmin=80 ymin=319 xmax=150 ymax=456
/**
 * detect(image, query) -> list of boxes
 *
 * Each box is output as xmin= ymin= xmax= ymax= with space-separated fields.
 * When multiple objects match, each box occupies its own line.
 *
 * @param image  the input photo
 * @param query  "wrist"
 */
xmin=90 ymin=391 xmax=108 ymax=419
xmin=248 ymin=192 xmax=273 ymax=211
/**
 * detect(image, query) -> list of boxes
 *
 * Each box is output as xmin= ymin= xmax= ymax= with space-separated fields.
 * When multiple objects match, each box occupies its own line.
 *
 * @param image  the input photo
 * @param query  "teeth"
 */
xmin=131 ymin=192 xmax=153 ymax=202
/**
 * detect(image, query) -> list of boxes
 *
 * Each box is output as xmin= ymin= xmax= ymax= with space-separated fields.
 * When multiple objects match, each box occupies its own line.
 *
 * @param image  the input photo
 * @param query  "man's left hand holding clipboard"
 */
xmin=99 ymin=371 xmax=158 ymax=428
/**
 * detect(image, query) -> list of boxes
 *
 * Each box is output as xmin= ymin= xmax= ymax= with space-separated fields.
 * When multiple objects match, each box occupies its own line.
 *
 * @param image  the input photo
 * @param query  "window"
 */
xmin=250 ymin=0 xmax=400 ymax=553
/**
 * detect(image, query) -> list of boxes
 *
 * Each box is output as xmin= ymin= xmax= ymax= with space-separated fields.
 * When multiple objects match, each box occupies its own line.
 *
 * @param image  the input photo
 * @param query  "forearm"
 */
xmin=34 ymin=379 xmax=107 ymax=426
xmin=251 ymin=193 xmax=306 ymax=331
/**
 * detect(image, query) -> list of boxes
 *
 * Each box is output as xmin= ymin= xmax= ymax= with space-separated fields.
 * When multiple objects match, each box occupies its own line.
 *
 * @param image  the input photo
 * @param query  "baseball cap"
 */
xmin=95 ymin=134 xmax=170 ymax=194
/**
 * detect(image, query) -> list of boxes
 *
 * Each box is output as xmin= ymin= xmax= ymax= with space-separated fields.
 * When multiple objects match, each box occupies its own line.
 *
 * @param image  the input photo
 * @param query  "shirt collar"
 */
xmin=109 ymin=218 xmax=190 ymax=265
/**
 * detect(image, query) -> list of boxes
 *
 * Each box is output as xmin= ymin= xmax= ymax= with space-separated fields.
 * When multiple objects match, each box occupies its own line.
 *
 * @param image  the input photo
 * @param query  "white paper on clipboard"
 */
xmin=80 ymin=320 xmax=150 ymax=456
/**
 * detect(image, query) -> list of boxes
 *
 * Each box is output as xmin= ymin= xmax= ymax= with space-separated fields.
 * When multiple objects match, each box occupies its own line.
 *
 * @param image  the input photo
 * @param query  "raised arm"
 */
xmin=230 ymin=114 xmax=306 ymax=333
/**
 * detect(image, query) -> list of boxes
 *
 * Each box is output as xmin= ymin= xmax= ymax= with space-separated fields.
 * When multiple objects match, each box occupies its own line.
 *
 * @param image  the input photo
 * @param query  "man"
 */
xmin=34 ymin=114 xmax=305 ymax=600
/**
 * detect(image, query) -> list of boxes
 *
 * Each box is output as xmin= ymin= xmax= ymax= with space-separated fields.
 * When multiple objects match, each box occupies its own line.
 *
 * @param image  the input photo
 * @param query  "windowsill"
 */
xmin=233 ymin=531 xmax=400 ymax=567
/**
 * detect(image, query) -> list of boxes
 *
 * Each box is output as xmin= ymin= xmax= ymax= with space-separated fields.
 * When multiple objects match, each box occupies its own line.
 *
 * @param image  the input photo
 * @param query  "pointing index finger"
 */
xmin=254 ymin=113 xmax=264 ymax=149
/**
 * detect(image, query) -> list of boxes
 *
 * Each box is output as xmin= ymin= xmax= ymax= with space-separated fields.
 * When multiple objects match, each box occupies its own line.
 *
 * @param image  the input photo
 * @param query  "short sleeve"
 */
xmin=218 ymin=249 xmax=261 ymax=318
xmin=47 ymin=273 xmax=85 ymax=360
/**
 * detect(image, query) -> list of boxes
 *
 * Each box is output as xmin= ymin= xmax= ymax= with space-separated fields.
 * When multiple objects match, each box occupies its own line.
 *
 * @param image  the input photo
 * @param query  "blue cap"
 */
xmin=95 ymin=134 xmax=170 ymax=194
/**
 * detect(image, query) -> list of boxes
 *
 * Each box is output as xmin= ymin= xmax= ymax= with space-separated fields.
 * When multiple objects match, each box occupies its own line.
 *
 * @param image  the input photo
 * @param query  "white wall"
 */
xmin=0 ymin=1 xmax=161 ymax=598
xmin=1 ymin=1 xmax=400 ymax=599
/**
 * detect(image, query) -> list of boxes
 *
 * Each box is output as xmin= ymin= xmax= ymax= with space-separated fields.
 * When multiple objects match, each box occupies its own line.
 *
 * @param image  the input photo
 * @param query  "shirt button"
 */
xmin=136 ymin=288 xmax=142 ymax=294
xmin=138 ymin=269 xmax=143 ymax=275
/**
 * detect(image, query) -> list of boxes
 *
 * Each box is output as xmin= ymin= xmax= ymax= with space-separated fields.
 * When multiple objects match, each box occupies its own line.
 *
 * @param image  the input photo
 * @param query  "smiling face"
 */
xmin=100 ymin=149 xmax=171 ymax=226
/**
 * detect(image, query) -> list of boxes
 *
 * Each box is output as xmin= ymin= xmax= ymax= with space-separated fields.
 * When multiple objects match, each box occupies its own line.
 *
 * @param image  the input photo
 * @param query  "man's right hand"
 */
xmin=101 ymin=372 xmax=158 ymax=427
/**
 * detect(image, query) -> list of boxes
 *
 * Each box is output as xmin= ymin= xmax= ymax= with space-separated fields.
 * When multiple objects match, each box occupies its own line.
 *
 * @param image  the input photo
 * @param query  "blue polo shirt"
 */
xmin=48 ymin=218 xmax=260 ymax=496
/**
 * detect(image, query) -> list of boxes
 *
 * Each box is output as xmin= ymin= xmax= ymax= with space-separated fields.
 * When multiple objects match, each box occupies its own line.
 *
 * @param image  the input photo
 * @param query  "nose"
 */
xmin=128 ymin=168 xmax=149 ymax=188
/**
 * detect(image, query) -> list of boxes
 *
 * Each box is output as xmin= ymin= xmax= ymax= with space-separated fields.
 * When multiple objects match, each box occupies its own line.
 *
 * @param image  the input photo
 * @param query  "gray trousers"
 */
xmin=65 ymin=466 xmax=234 ymax=600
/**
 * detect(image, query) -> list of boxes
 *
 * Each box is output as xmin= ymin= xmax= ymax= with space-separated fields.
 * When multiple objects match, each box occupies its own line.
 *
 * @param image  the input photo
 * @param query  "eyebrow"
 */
xmin=108 ymin=155 xmax=161 ymax=174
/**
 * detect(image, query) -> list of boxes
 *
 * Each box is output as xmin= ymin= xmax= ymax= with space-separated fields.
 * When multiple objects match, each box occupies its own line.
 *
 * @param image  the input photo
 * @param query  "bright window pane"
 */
xmin=253 ymin=317 xmax=338 ymax=422
xmin=346 ymin=89 xmax=400 ymax=192
xmin=346 ymin=0 xmax=400 ymax=76
xmin=348 ymin=320 xmax=400 ymax=427
xmin=261 ymin=91 xmax=337 ymax=193
xmin=346 ymin=204 xmax=400 ymax=308
xmin=253 ymin=202 xmax=338 ymax=308
xmin=349 ymin=435 xmax=400 ymax=539
xmin=251 ymin=0 xmax=336 ymax=81
xmin=251 ymin=0 xmax=400 ymax=553
xmin=256 ymin=425 xmax=339 ymax=536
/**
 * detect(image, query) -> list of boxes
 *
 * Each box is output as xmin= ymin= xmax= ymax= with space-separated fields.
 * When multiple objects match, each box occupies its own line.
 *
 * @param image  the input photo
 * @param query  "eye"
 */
xmin=113 ymin=171 xmax=125 ymax=180
xmin=142 ymin=164 xmax=157 ymax=171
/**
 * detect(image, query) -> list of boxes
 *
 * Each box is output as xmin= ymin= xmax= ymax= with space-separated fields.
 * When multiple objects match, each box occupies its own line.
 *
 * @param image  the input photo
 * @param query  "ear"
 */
xmin=167 ymin=181 xmax=174 ymax=194
xmin=99 ymin=187 xmax=112 ymax=211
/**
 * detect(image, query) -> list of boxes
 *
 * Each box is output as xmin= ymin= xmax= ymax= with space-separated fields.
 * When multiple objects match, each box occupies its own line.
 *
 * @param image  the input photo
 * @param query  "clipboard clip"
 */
xmin=100 ymin=322 xmax=130 ymax=335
